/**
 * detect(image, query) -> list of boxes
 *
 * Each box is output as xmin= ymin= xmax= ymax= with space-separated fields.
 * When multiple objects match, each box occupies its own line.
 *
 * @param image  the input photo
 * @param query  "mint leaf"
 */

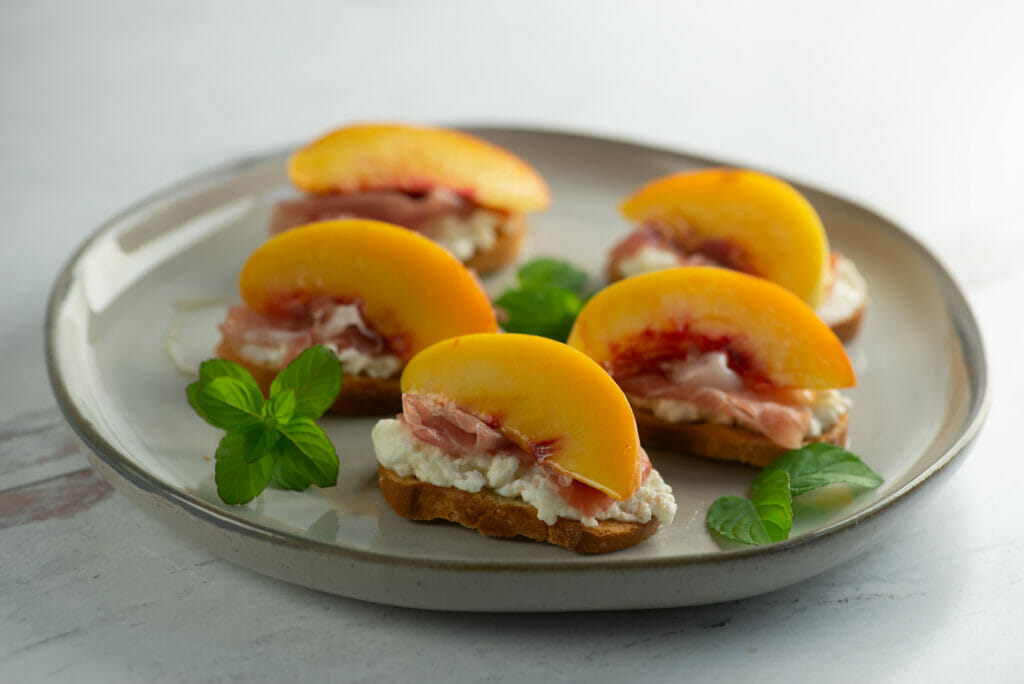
xmin=751 ymin=469 xmax=793 ymax=542
xmin=518 ymin=258 xmax=588 ymax=295
xmin=706 ymin=496 xmax=773 ymax=545
xmin=276 ymin=417 xmax=339 ymax=488
xmin=188 ymin=349 xmax=344 ymax=505
xmin=271 ymin=458 xmax=313 ymax=491
xmin=264 ymin=388 xmax=296 ymax=426
xmin=707 ymin=443 xmax=884 ymax=547
xmin=197 ymin=376 xmax=265 ymax=431
xmin=188 ymin=359 xmax=261 ymax=425
xmin=755 ymin=443 xmax=883 ymax=496
xmin=214 ymin=431 xmax=274 ymax=505
xmin=496 ymin=286 xmax=583 ymax=341
xmin=244 ymin=423 xmax=280 ymax=464
xmin=269 ymin=345 xmax=343 ymax=418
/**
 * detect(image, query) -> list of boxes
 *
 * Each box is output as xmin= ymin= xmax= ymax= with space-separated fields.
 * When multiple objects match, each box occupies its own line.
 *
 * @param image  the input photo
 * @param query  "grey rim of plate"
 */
xmin=45 ymin=126 xmax=990 ymax=611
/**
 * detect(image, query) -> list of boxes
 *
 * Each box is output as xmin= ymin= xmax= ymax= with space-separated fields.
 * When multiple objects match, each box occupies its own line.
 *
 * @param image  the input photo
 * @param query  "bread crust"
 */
xmin=463 ymin=212 xmax=526 ymax=273
xmin=215 ymin=341 xmax=402 ymax=416
xmin=634 ymin=410 xmax=849 ymax=468
xmin=377 ymin=466 xmax=661 ymax=554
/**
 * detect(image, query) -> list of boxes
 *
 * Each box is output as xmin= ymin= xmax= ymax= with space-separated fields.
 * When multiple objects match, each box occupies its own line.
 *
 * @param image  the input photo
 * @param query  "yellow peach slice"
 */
xmin=402 ymin=333 xmax=643 ymax=501
xmin=567 ymin=267 xmax=854 ymax=390
xmin=288 ymin=123 xmax=551 ymax=213
xmin=238 ymin=219 xmax=497 ymax=358
xmin=620 ymin=168 xmax=830 ymax=308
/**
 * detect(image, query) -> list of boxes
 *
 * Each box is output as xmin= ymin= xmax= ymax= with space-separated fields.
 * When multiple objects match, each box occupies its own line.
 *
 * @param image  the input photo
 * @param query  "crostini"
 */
xmin=215 ymin=219 xmax=497 ymax=415
xmin=606 ymin=168 xmax=868 ymax=341
xmin=271 ymin=123 xmax=551 ymax=273
xmin=567 ymin=267 xmax=856 ymax=467
xmin=372 ymin=333 xmax=677 ymax=553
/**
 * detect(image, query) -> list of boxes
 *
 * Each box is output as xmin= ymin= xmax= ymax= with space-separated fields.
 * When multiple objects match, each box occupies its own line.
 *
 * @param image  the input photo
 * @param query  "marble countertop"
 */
xmin=3 ymin=1 xmax=1022 ymax=680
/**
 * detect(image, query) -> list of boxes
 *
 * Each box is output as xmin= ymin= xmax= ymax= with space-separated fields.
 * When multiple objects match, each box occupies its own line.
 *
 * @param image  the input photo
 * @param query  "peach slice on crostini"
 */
xmin=287 ymin=123 xmax=551 ymax=213
xmin=401 ymin=333 xmax=644 ymax=501
xmin=567 ymin=267 xmax=854 ymax=391
xmin=619 ymin=168 xmax=831 ymax=308
xmin=238 ymin=219 xmax=497 ymax=359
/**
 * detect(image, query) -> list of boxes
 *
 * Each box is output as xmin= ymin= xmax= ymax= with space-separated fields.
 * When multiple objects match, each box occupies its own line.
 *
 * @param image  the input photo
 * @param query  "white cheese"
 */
xmin=428 ymin=209 xmax=503 ymax=261
xmin=327 ymin=345 xmax=403 ymax=379
xmin=615 ymin=245 xmax=684 ymax=279
xmin=816 ymin=254 xmax=867 ymax=327
xmin=372 ymin=419 xmax=677 ymax=528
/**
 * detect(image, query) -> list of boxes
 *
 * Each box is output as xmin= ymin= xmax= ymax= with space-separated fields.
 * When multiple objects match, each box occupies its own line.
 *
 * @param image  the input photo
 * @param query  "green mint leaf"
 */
xmin=706 ymin=496 xmax=773 ymax=545
xmin=755 ymin=443 xmax=884 ymax=497
xmin=517 ymin=258 xmax=589 ymax=295
xmin=264 ymin=388 xmax=296 ymax=426
xmin=751 ymin=469 xmax=793 ymax=542
xmin=187 ymin=359 xmax=261 ymax=425
xmin=271 ymin=458 xmax=313 ymax=491
xmin=269 ymin=345 xmax=343 ymax=418
xmin=496 ymin=285 xmax=583 ymax=341
xmin=275 ymin=417 xmax=339 ymax=488
xmin=214 ymin=431 xmax=274 ymax=504
xmin=244 ymin=423 xmax=280 ymax=464
xmin=196 ymin=376 xmax=265 ymax=431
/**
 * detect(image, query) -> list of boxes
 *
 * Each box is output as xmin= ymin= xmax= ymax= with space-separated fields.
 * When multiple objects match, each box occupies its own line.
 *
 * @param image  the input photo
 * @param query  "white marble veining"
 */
xmin=3 ymin=0 xmax=1023 ymax=680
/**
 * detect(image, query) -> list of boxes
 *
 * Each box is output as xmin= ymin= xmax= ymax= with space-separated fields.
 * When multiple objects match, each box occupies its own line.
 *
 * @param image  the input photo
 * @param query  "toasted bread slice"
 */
xmin=215 ymin=340 xmax=401 ymax=416
xmin=633 ymin=410 xmax=849 ymax=468
xmin=378 ymin=466 xmax=662 ymax=554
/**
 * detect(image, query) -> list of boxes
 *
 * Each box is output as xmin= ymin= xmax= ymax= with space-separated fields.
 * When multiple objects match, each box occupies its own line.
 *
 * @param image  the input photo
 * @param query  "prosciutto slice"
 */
xmin=219 ymin=296 xmax=395 ymax=368
xmin=618 ymin=351 xmax=813 ymax=449
xmin=269 ymin=187 xmax=473 ymax=235
xmin=401 ymin=393 xmax=514 ymax=457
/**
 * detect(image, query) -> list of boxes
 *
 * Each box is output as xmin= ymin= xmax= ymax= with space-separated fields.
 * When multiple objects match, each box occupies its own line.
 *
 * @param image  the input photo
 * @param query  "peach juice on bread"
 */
xmin=372 ymin=333 xmax=676 ymax=553
xmin=607 ymin=168 xmax=867 ymax=341
xmin=568 ymin=267 xmax=856 ymax=467
xmin=216 ymin=219 xmax=497 ymax=415
xmin=272 ymin=123 xmax=551 ymax=273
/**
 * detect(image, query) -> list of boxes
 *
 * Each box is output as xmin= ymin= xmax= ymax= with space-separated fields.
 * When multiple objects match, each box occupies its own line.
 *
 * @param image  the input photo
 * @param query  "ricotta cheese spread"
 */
xmin=428 ymin=209 xmax=503 ymax=261
xmin=615 ymin=244 xmax=684 ymax=279
xmin=816 ymin=254 xmax=867 ymax=327
xmin=372 ymin=419 xmax=677 ymax=528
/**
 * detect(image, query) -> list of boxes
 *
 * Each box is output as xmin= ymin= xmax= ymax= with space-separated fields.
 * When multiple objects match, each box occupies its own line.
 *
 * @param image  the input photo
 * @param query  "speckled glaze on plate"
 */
xmin=46 ymin=128 xmax=988 ymax=611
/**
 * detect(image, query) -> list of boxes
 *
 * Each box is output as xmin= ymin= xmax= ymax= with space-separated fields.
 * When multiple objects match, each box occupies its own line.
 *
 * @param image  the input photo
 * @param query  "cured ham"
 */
xmin=269 ymin=187 xmax=477 ymax=235
xmin=219 ymin=296 xmax=399 ymax=370
xmin=617 ymin=351 xmax=814 ymax=450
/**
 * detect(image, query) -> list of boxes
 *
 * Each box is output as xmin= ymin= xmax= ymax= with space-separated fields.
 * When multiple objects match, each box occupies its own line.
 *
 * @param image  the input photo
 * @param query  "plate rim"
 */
xmin=45 ymin=125 xmax=991 ymax=577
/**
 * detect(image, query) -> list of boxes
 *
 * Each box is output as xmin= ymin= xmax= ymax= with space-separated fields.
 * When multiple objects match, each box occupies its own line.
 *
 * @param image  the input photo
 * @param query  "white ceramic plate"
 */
xmin=46 ymin=128 xmax=988 ymax=611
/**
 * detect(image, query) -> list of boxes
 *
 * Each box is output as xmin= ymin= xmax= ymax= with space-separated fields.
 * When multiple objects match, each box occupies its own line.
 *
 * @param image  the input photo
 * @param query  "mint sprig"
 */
xmin=495 ymin=258 xmax=590 ymax=341
xmin=706 ymin=443 xmax=882 ymax=546
xmin=187 ymin=345 xmax=343 ymax=504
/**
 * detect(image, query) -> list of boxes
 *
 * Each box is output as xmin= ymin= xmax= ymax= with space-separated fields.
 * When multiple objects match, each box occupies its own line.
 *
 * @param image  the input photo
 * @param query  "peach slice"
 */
xmin=238 ymin=219 xmax=497 ymax=358
xmin=287 ymin=123 xmax=551 ymax=213
xmin=567 ymin=267 xmax=854 ymax=390
xmin=401 ymin=333 xmax=643 ymax=501
xmin=620 ymin=168 xmax=831 ymax=308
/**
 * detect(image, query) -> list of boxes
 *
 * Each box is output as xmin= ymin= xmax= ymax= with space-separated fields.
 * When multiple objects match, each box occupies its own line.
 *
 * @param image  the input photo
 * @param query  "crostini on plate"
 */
xmin=568 ymin=267 xmax=856 ymax=467
xmin=607 ymin=168 xmax=867 ymax=341
xmin=271 ymin=123 xmax=551 ymax=273
xmin=215 ymin=219 xmax=497 ymax=415
xmin=372 ymin=333 xmax=677 ymax=553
